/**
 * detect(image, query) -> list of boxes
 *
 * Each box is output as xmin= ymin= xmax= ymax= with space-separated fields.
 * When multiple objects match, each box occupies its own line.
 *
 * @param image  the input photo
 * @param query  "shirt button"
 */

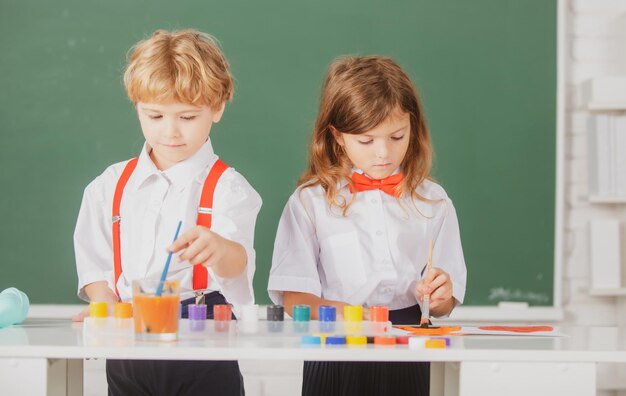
xmin=382 ymin=259 xmax=390 ymax=265
xmin=371 ymin=199 xmax=377 ymax=204
xmin=376 ymin=230 xmax=383 ymax=236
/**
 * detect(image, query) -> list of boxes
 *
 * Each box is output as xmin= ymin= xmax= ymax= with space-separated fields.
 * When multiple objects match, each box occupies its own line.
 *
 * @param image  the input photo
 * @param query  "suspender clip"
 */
xmin=112 ymin=215 xmax=121 ymax=223
xmin=195 ymin=291 xmax=206 ymax=305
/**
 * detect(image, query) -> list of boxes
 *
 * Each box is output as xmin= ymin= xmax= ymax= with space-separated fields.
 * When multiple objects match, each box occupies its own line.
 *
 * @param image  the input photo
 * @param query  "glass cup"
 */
xmin=132 ymin=279 xmax=180 ymax=341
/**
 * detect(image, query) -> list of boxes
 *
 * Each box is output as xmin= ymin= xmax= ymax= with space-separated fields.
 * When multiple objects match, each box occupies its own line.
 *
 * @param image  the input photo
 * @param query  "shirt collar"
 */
xmin=128 ymin=139 xmax=218 ymax=192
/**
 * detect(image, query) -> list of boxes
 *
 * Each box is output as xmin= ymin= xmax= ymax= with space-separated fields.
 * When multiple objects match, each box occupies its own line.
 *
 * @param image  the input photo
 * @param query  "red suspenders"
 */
xmin=111 ymin=158 xmax=229 ymax=297
xmin=193 ymin=159 xmax=229 ymax=290
xmin=112 ymin=158 xmax=138 ymax=297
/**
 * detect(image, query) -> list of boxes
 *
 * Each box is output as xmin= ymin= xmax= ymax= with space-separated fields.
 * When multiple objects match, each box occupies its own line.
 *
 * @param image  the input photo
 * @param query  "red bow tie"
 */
xmin=350 ymin=172 xmax=403 ymax=197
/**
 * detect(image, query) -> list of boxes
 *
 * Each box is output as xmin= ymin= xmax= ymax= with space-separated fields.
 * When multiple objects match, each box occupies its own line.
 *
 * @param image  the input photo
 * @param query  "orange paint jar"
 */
xmin=132 ymin=280 xmax=180 ymax=341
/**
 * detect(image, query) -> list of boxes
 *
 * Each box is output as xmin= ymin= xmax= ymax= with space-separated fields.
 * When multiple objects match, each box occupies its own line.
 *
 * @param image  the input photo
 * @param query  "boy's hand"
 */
xmin=415 ymin=267 xmax=454 ymax=316
xmin=170 ymin=225 xmax=228 ymax=268
xmin=72 ymin=307 xmax=91 ymax=322
xmin=72 ymin=281 xmax=118 ymax=322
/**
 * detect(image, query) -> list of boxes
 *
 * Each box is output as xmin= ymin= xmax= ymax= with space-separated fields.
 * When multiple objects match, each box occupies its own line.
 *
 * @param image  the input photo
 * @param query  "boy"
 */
xmin=73 ymin=29 xmax=261 ymax=395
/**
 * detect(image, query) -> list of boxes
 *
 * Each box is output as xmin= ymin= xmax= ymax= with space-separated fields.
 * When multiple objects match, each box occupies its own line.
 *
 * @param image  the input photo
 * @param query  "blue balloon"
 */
xmin=0 ymin=288 xmax=29 ymax=328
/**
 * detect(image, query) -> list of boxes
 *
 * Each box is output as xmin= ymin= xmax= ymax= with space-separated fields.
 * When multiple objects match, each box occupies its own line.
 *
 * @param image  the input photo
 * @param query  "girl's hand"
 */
xmin=170 ymin=226 xmax=227 ymax=268
xmin=415 ymin=267 xmax=454 ymax=316
xmin=362 ymin=307 xmax=370 ymax=321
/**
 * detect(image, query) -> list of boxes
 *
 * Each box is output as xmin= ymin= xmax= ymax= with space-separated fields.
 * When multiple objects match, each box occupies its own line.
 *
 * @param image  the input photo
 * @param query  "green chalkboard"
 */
xmin=0 ymin=0 xmax=556 ymax=307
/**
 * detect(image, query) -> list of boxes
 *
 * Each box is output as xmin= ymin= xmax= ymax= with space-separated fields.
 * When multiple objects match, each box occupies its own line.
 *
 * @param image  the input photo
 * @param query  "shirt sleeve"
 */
xmin=432 ymin=198 xmax=467 ymax=306
xmin=74 ymin=175 xmax=116 ymax=302
xmin=267 ymin=190 xmax=322 ymax=305
xmin=209 ymin=168 xmax=262 ymax=311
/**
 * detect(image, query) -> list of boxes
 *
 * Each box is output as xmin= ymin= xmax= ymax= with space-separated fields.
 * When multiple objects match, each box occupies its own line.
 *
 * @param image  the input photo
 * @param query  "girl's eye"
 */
xmin=181 ymin=116 xmax=197 ymax=121
xmin=391 ymin=135 xmax=405 ymax=141
xmin=358 ymin=140 xmax=373 ymax=145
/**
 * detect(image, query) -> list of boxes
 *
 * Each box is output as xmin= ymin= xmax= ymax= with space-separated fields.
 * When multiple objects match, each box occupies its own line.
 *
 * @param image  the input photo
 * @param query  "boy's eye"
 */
xmin=148 ymin=114 xmax=162 ymax=120
xmin=181 ymin=115 xmax=197 ymax=121
xmin=391 ymin=135 xmax=405 ymax=141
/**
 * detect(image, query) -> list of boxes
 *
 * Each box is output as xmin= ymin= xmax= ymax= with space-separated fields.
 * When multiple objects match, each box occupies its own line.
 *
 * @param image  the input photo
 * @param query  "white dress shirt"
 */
xmin=268 ymin=177 xmax=466 ymax=311
xmin=74 ymin=139 xmax=262 ymax=310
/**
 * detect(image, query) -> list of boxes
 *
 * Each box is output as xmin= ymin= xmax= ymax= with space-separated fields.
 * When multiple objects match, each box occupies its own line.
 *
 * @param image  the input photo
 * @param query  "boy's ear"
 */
xmin=211 ymin=102 xmax=226 ymax=123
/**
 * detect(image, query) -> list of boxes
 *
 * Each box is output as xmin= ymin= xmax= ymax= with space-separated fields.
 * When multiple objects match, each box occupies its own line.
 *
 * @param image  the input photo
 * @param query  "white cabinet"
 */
xmin=583 ymin=77 xmax=626 ymax=298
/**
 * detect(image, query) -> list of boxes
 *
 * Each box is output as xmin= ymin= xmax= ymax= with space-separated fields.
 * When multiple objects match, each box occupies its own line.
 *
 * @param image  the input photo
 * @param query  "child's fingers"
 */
xmin=178 ymin=238 xmax=207 ymax=262
xmin=429 ymin=281 xmax=453 ymax=309
xmin=169 ymin=227 xmax=198 ymax=252
xmin=428 ymin=271 xmax=450 ymax=292
xmin=422 ymin=268 xmax=438 ymax=284
xmin=417 ymin=268 xmax=451 ymax=299
xmin=71 ymin=307 xmax=90 ymax=322
xmin=414 ymin=280 xmax=427 ymax=298
xmin=430 ymin=286 xmax=452 ymax=304
xmin=184 ymin=247 xmax=214 ymax=267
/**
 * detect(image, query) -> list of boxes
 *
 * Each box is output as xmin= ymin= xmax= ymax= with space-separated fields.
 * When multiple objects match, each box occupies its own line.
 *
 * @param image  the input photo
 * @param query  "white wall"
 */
xmin=562 ymin=1 xmax=626 ymax=395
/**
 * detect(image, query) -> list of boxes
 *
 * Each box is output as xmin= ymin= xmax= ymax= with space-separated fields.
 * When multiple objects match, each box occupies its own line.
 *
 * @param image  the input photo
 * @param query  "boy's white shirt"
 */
xmin=74 ymin=139 xmax=262 ymax=312
xmin=268 ymin=177 xmax=467 ymax=312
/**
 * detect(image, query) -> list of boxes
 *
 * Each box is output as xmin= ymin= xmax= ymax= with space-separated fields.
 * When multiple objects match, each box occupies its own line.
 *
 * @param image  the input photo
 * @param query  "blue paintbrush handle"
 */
xmin=155 ymin=220 xmax=183 ymax=296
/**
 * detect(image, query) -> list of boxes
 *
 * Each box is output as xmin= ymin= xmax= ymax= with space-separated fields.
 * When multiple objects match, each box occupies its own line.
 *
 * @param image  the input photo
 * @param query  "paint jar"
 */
xmin=369 ymin=305 xmax=390 ymax=333
xmin=325 ymin=336 xmax=346 ymax=346
xmin=318 ymin=305 xmax=336 ymax=333
xmin=132 ymin=279 xmax=180 ymax=341
xmin=343 ymin=305 xmax=363 ymax=335
xmin=301 ymin=335 xmax=322 ymax=346
xmin=238 ymin=304 xmax=259 ymax=334
xmin=89 ymin=302 xmax=108 ymax=318
xmin=293 ymin=304 xmax=311 ymax=333
xmin=346 ymin=335 xmax=367 ymax=347
xmin=188 ymin=304 xmax=207 ymax=331
xmin=213 ymin=304 xmax=232 ymax=332
xmin=113 ymin=302 xmax=133 ymax=331
xmin=374 ymin=336 xmax=396 ymax=346
xmin=266 ymin=305 xmax=284 ymax=333
xmin=113 ymin=302 xmax=133 ymax=318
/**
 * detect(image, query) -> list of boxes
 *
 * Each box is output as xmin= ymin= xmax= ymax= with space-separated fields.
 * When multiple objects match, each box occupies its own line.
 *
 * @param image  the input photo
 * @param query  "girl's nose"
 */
xmin=375 ymin=141 xmax=390 ymax=159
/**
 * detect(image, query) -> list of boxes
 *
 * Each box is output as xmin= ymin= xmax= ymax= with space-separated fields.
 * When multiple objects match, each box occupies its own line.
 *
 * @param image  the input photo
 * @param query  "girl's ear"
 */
xmin=330 ymin=126 xmax=345 ymax=147
xmin=211 ymin=102 xmax=226 ymax=123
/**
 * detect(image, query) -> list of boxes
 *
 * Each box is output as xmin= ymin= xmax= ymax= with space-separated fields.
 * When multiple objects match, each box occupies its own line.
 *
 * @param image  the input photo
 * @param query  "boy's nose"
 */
xmin=163 ymin=120 xmax=181 ymax=138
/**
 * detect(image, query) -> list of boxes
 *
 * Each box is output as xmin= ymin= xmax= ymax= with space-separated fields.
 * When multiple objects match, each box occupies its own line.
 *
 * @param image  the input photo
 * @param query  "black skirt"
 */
xmin=302 ymin=304 xmax=429 ymax=396
xmin=106 ymin=291 xmax=244 ymax=396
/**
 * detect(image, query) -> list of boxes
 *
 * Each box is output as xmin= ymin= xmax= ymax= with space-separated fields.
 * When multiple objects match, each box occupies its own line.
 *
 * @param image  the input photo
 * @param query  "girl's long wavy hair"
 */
xmin=299 ymin=55 xmax=433 ymax=214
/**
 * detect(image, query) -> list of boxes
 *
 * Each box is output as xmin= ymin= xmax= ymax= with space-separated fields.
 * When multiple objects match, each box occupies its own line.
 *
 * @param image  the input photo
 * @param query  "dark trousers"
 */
xmin=302 ymin=304 xmax=430 ymax=396
xmin=107 ymin=291 xmax=244 ymax=396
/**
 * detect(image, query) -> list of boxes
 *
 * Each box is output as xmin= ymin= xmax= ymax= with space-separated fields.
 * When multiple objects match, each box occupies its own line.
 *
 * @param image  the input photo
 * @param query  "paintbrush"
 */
xmin=419 ymin=240 xmax=433 ymax=328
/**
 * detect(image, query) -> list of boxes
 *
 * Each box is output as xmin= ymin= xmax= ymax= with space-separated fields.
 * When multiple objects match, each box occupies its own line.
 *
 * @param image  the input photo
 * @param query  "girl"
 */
xmin=268 ymin=55 xmax=466 ymax=395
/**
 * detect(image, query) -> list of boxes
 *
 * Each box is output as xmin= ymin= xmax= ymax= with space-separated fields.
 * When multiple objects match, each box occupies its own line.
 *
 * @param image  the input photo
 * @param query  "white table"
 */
xmin=1 ymin=319 xmax=625 ymax=396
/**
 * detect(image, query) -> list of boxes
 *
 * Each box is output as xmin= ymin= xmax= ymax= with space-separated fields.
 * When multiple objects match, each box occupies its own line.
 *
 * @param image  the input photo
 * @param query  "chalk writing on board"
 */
xmin=488 ymin=287 xmax=550 ymax=304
